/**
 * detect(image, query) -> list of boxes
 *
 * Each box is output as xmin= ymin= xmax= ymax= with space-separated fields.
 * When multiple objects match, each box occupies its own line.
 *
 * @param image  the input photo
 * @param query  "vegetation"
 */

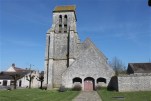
xmin=109 ymin=57 xmax=126 ymax=76
xmin=97 ymin=87 xmax=151 ymax=101
xmin=95 ymin=85 xmax=101 ymax=91
xmin=0 ymin=89 xmax=80 ymax=101
xmin=26 ymin=71 xmax=35 ymax=89
xmin=58 ymin=85 xmax=66 ymax=92
xmin=36 ymin=72 xmax=44 ymax=89
xmin=10 ymin=73 xmax=21 ymax=89
xmin=72 ymin=84 xmax=82 ymax=91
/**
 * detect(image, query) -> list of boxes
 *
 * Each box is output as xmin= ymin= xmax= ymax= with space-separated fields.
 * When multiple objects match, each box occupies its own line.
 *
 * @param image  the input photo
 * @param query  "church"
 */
xmin=44 ymin=5 xmax=115 ymax=91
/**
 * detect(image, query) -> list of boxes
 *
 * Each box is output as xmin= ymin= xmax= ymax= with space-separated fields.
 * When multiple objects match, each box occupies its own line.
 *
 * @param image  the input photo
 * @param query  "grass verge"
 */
xmin=97 ymin=87 xmax=151 ymax=101
xmin=0 ymin=89 xmax=80 ymax=101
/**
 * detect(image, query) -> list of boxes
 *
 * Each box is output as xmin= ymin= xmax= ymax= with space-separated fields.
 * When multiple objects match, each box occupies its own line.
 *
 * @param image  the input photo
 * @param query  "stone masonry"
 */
xmin=118 ymin=74 xmax=151 ymax=92
xmin=44 ymin=5 xmax=115 ymax=90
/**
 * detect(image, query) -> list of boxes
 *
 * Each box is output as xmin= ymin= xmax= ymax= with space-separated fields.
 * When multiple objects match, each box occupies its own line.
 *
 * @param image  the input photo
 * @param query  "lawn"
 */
xmin=0 ymin=89 xmax=80 ymax=101
xmin=97 ymin=88 xmax=151 ymax=101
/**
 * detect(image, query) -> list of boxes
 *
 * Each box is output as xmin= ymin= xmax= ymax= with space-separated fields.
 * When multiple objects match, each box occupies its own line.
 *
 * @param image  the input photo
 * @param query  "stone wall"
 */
xmin=62 ymin=39 xmax=115 ymax=90
xmin=44 ymin=10 xmax=79 ymax=89
xmin=53 ymin=60 xmax=67 ymax=88
xmin=118 ymin=74 xmax=151 ymax=92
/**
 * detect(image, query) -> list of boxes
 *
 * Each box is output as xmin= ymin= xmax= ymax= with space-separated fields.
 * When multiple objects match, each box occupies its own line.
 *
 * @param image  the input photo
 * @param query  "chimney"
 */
xmin=12 ymin=63 xmax=15 ymax=67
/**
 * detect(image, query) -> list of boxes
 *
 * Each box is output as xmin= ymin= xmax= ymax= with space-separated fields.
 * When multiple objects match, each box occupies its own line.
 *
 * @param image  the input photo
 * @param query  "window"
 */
xmin=59 ymin=25 xmax=62 ymax=33
xmin=3 ymin=80 xmax=7 ymax=86
xmin=64 ymin=15 xmax=67 ymax=33
xmin=97 ymin=77 xmax=106 ymax=83
xmin=59 ymin=15 xmax=62 ymax=25
xmin=10 ymin=80 xmax=14 ymax=85
xmin=73 ymin=77 xmax=82 ymax=83
xmin=59 ymin=15 xmax=63 ymax=33
xmin=64 ymin=15 xmax=67 ymax=25
xmin=64 ymin=25 xmax=67 ymax=33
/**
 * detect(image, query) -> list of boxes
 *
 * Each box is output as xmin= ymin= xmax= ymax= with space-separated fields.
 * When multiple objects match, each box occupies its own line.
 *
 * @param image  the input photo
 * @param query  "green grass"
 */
xmin=97 ymin=88 xmax=151 ymax=101
xmin=0 ymin=89 xmax=80 ymax=101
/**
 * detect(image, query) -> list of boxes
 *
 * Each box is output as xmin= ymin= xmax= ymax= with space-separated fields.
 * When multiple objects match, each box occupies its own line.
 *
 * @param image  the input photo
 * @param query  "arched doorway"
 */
xmin=84 ymin=77 xmax=95 ymax=91
xmin=73 ymin=77 xmax=82 ymax=85
xmin=97 ymin=77 xmax=106 ymax=87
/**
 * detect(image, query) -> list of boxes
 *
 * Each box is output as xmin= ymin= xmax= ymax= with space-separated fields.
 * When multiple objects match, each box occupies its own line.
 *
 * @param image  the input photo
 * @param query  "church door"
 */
xmin=84 ymin=80 xmax=93 ymax=91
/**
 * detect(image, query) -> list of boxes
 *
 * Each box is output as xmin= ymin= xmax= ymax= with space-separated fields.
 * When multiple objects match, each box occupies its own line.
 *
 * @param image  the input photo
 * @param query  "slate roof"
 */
xmin=81 ymin=38 xmax=107 ymax=60
xmin=0 ymin=71 xmax=30 ymax=80
xmin=128 ymin=63 xmax=151 ymax=73
xmin=13 ymin=67 xmax=29 ymax=72
xmin=53 ymin=5 xmax=76 ymax=12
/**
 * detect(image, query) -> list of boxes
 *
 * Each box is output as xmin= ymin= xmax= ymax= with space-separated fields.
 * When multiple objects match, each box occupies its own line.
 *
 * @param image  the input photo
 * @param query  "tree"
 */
xmin=10 ymin=73 xmax=21 ymax=89
xmin=26 ymin=71 xmax=35 ymax=89
xmin=109 ymin=57 xmax=126 ymax=76
xmin=36 ymin=72 xmax=44 ymax=89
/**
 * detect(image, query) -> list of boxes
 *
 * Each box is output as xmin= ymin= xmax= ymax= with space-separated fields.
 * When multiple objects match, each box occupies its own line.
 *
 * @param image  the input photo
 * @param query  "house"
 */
xmin=44 ymin=5 xmax=115 ymax=91
xmin=127 ymin=63 xmax=151 ymax=75
xmin=0 ymin=64 xmax=40 ymax=88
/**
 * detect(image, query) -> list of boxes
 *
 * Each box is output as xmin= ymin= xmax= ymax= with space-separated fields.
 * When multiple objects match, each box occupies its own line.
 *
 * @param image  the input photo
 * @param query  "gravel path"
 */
xmin=72 ymin=91 xmax=102 ymax=101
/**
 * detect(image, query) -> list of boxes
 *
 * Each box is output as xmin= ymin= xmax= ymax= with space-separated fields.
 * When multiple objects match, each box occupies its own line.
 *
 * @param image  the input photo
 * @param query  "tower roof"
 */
xmin=53 ymin=5 xmax=76 ymax=12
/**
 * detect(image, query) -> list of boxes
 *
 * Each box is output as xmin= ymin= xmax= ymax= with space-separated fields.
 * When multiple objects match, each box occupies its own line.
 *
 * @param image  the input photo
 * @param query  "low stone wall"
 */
xmin=118 ymin=75 xmax=151 ymax=92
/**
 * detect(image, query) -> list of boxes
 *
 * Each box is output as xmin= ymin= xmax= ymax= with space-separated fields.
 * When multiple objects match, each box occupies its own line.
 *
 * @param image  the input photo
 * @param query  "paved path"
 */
xmin=72 ymin=91 xmax=102 ymax=101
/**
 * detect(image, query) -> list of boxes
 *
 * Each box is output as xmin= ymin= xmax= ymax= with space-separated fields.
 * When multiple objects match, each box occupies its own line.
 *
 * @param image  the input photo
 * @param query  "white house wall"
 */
xmin=17 ymin=71 xmax=40 ymax=88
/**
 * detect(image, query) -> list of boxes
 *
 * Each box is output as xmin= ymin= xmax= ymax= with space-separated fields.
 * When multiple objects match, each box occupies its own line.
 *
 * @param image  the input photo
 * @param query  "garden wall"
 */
xmin=118 ymin=75 xmax=151 ymax=92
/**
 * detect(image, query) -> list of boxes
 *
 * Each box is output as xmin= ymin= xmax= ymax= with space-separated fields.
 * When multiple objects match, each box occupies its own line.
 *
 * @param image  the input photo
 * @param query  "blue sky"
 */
xmin=0 ymin=0 xmax=151 ymax=71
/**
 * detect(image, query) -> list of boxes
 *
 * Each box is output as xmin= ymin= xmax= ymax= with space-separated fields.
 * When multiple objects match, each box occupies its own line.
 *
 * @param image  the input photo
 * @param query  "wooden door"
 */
xmin=84 ymin=80 xmax=93 ymax=91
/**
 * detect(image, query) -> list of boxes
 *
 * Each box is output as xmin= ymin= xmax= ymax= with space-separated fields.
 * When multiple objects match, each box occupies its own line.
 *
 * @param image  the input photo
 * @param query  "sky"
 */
xmin=0 ymin=0 xmax=151 ymax=71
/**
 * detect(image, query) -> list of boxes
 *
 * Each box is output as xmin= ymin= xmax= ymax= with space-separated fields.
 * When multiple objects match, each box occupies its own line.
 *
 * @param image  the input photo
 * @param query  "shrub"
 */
xmin=72 ymin=84 xmax=81 ymax=91
xmin=58 ymin=86 xmax=66 ymax=92
xmin=7 ymin=86 xmax=12 ymax=91
xmin=95 ymin=85 xmax=101 ymax=91
xmin=41 ymin=86 xmax=47 ymax=90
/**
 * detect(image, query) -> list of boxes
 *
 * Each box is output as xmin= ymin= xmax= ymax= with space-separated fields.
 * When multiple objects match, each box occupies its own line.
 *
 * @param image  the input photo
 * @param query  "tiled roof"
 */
xmin=128 ymin=63 xmax=151 ymax=73
xmin=13 ymin=67 xmax=30 ymax=72
xmin=13 ymin=67 xmax=24 ymax=72
xmin=0 ymin=71 xmax=30 ymax=80
xmin=53 ymin=5 xmax=76 ymax=12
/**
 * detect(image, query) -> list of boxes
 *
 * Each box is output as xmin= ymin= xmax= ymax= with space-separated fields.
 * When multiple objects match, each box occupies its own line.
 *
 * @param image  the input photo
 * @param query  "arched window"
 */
xmin=64 ymin=15 xmax=67 ymax=33
xmin=64 ymin=15 xmax=67 ymax=25
xmin=59 ymin=15 xmax=62 ymax=25
xmin=73 ymin=77 xmax=82 ymax=83
xmin=97 ymin=77 xmax=106 ymax=83
xmin=59 ymin=15 xmax=62 ymax=33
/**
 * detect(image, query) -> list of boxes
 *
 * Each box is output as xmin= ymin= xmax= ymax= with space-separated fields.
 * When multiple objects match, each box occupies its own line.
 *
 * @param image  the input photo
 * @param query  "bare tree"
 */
xmin=26 ymin=71 xmax=35 ymax=89
xmin=36 ymin=73 xmax=44 ymax=89
xmin=10 ymin=73 xmax=21 ymax=89
xmin=109 ymin=57 xmax=126 ymax=76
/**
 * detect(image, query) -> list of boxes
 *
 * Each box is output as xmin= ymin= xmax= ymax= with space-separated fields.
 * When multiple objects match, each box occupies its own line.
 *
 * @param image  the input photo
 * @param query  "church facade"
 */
xmin=44 ymin=5 xmax=115 ymax=91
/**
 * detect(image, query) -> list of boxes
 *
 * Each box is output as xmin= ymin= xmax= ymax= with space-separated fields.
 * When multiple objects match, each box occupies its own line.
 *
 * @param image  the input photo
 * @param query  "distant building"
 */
xmin=0 ymin=64 xmax=40 ymax=88
xmin=44 ymin=5 xmax=115 ymax=91
xmin=127 ymin=63 xmax=151 ymax=75
xmin=116 ymin=63 xmax=151 ymax=92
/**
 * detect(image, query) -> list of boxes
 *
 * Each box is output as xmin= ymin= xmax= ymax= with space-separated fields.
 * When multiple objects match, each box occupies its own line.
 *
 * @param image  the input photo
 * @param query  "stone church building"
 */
xmin=44 ymin=5 xmax=115 ymax=91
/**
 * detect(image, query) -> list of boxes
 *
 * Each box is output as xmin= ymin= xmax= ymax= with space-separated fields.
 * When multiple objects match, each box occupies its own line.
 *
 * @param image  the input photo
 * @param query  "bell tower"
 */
xmin=44 ymin=5 xmax=80 ymax=89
